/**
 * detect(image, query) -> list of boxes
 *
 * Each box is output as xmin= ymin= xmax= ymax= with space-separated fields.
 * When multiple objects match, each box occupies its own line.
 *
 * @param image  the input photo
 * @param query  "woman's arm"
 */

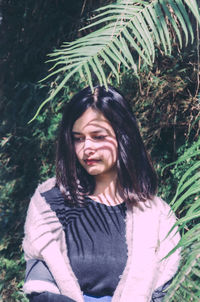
xmin=24 ymin=260 xmax=75 ymax=302
xmin=28 ymin=292 xmax=75 ymax=302
xmin=24 ymin=259 xmax=60 ymax=295
xmin=154 ymin=199 xmax=181 ymax=291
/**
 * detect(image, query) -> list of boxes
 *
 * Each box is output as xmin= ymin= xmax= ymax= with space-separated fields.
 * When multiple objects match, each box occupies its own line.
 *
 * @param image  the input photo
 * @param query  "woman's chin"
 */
xmin=86 ymin=168 xmax=102 ymax=176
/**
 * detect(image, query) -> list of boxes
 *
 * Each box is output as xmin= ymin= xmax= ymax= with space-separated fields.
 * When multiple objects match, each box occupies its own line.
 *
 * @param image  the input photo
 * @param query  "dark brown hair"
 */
xmin=56 ymin=85 xmax=157 ymax=205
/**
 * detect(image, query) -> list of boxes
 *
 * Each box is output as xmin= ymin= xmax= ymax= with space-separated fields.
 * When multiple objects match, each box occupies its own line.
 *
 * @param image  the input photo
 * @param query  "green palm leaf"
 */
xmin=163 ymin=137 xmax=200 ymax=301
xmin=30 ymin=0 xmax=200 ymax=121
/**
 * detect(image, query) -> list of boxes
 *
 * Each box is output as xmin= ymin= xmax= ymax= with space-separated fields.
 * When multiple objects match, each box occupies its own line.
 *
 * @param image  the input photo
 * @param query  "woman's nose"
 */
xmin=83 ymin=138 xmax=95 ymax=155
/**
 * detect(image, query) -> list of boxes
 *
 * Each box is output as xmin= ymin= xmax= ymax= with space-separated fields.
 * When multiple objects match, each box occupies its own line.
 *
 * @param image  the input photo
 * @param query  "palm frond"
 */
xmin=163 ymin=137 xmax=200 ymax=301
xmin=164 ymin=233 xmax=200 ymax=301
xmin=29 ymin=0 xmax=200 ymax=122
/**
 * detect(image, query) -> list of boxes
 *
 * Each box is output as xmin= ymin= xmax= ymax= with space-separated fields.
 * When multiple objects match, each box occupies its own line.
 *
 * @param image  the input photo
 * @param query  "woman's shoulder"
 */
xmin=23 ymin=178 xmax=66 ymax=258
xmin=27 ymin=177 xmax=57 ymax=212
xmin=149 ymin=196 xmax=178 ymax=225
xmin=33 ymin=177 xmax=56 ymax=195
xmin=152 ymin=195 xmax=171 ymax=208
xmin=134 ymin=195 xmax=174 ymax=217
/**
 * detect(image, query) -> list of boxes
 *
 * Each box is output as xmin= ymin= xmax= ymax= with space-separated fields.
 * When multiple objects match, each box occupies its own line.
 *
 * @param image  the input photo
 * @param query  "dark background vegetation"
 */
xmin=0 ymin=1 xmax=199 ymax=301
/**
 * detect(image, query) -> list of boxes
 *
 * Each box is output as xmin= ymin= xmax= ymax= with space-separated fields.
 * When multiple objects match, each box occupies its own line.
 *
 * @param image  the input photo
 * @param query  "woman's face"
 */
xmin=72 ymin=107 xmax=118 ymax=181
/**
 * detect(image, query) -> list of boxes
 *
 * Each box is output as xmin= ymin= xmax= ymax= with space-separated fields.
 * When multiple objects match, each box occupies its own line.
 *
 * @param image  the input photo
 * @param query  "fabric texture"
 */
xmin=23 ymin=178 xmax=181 ymax=302
xmin=28 ymin=292 xmax=112 ymax=302
xmin=28 ymin=292 xmax=75 ymax=302
xmin=26 ymin=259 xmax=171 ymax=302
xmin=41 ymin=187 xmax=127 ymax=296
xmin=28 ymin=289 xmax=169 ymax=302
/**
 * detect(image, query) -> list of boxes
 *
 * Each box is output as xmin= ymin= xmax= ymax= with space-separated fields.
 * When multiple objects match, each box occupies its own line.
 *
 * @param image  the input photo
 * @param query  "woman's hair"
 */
xmin=56 ymin=85 xmax=157 ymax=205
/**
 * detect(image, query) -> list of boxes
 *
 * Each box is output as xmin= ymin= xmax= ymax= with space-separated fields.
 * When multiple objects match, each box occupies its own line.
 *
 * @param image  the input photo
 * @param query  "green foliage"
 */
xmin=30 ymin=0 xmax=200 ymax=121
xmin=0 ymin=0 xmax=199 ymax=301
xmin=0 ymin=256 xmax=28 ymax=302
xmin=0 ymin=1 xmax=105 ymax=300
xmin=163 ymin=137 xmax=200 ymax=301
xmin=118 ymin=46 xmax=199 ymax=203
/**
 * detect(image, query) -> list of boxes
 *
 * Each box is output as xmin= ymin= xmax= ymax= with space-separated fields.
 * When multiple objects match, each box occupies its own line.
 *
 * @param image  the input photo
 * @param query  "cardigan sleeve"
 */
xmin=23 ymin=189 xmax=64 ymax=260
xmin=154 ymin=198 xmax=181 ymax=290
xmin=24 ymin=260 xmax=75 ymax=302
xmin=24 ymin=259 xmax=60 ymax=295
xmin=23 ymin=181 xmax=84 ymax=302
xmin=28 ymin=292 xmax=75 ymax=302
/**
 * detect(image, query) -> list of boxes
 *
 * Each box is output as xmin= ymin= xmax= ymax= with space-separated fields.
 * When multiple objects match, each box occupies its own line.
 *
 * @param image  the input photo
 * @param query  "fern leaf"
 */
xmin=28 ymin=65 xmax=80 ymax=124
xmin=142 ymin=7 xmax=161 ymax=45
xmin=119 ymin=36 xmax=137 ymax=71
xmin=88 ymin=58 xmax=103 ymax=86
xmin=83 ymin=63 xmax=94 ymax=92
xmin=99 ymin=51 xmax=120 ymax=82
xmin=161 ymin=0 xmax=182 ymax=48
xmin=30 ymin=0 xmax=200 ymax=121
xmin=156 ymin=1 xmax=172 ymax=53
xmin=134 ymin=14 xmax=155 ymax=58
xmin=109 ymin=41 xmax=130 ymax=68
xmin=165 ymin=137 xmax=200 ymax=301
xmin=164 ymin=243 xmax=200 ymax=301
xmin=124 ymin=25 xmax=151 ymax=64
xmin=93 ymin=55 xmax=108 ymax=89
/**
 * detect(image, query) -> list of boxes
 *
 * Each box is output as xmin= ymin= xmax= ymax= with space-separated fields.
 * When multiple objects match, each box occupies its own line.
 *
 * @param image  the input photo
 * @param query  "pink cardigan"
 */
xmin=23 ymin=178 xmax=181 ymax=302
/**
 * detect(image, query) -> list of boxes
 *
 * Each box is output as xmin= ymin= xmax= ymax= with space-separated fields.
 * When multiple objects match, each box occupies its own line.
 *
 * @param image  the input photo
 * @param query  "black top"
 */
xmin=42 ymin=187 xmax=127 ymax=297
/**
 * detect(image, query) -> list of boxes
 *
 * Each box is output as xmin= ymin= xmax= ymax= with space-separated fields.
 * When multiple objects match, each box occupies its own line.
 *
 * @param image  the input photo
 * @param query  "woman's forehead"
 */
xmin=72 ymin=108 xmax=114 ymax=135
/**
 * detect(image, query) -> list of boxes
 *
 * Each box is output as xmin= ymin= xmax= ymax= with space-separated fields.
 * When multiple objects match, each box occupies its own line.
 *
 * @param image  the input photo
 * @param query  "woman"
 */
xmin=23 ymin=85 xmax=181 ymax=302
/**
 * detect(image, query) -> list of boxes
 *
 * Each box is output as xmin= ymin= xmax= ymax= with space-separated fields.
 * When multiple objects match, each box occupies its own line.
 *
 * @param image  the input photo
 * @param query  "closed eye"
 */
xmin=72 ymin=135 xmax=107 ymax=142
xmin=73 ymin=136 xmax=84 ymax=142
xmin=93 ymin=135 xmax=107 ymax=140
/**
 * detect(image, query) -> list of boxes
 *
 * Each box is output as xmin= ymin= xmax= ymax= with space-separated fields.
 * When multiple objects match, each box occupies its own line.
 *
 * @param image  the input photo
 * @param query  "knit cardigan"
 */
xmin=23 ymin=178 xmax=181 ymax=302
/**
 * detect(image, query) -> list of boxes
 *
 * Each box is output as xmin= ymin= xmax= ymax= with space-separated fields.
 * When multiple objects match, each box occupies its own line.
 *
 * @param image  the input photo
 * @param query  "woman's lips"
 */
xmin=84 ymin=159 xmax=100 ymax=166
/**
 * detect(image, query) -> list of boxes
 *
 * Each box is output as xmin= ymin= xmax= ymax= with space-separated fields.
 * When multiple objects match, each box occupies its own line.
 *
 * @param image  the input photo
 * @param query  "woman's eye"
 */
xmin=93 ymin=135 xmax=107 ymax=140
xmin=73 ymin=137 xmax=84 ymax=142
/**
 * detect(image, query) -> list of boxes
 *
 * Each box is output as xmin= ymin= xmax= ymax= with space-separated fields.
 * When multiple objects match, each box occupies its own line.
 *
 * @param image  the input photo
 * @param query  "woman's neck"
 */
xmin=90 ymin=173 xmax=123 ymax=206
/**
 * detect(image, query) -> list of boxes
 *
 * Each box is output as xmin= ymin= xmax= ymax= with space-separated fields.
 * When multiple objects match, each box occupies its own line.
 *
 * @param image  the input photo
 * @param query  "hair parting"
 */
xmin=93 ymin=87 xmax=99 ymax=103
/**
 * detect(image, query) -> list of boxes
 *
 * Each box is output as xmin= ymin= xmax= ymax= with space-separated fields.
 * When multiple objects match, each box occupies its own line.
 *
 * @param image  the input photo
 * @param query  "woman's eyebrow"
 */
xmin=91 ymin=130 xmax=107 ymax=134
xmin=72 ymin=129 xmax=107 ymax=135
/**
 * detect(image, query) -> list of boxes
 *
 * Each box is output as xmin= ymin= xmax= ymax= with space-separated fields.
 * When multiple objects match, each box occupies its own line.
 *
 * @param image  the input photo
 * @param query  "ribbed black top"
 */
xmin=42 ymin=187 xmax=127 ymax=297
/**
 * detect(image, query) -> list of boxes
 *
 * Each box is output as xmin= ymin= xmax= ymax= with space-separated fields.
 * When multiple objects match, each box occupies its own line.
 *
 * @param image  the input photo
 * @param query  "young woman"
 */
xmin=23 ymin=85 xmax=181 ymax=302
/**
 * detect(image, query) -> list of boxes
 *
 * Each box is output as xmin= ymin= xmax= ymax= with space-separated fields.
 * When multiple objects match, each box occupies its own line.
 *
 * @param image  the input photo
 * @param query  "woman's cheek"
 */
xmin=74 ymin=145 xmax=82 ymax=160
